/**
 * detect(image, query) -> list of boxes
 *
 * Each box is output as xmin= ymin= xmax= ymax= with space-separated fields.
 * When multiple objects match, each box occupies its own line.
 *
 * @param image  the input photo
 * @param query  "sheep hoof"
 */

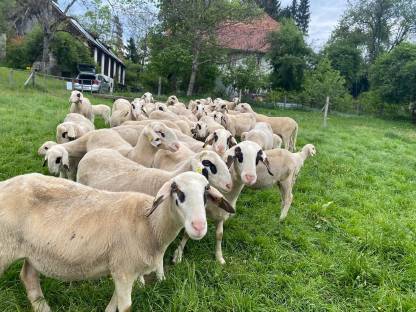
xmin=217 ymin=257 xmax=226 ymax=265
xmin=33 ymin=300 xmax=52 ymax=312
xmin=279 ymin=215 xmax=287 ymax=222
xmin=172 ymin=249 xmax=183 ymax=264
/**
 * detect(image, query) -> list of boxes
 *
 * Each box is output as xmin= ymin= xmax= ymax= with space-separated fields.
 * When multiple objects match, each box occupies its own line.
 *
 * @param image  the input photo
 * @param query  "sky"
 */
xmin=65 ymin=0 xmax=349 ymax=52
xmin=280 ymin=0 xmax=348 ymax=50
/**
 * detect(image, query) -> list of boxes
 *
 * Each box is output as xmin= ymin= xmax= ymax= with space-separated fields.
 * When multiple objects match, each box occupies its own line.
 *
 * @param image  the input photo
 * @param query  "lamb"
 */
xmin=110 ymin=98 xmax=145 ymax=127
xmin=211 ymin=111 xmax=256 ymax=138
xmin=192 ymin=115 xmax=224 ymax=140
xmin=236 ymin=103 xmax=298 ymax=151
xmin=214 ymin=98 xmax=239 ymax=111
xmin=241 ymin=122 xmax=282 ymax=150
xmin=56 ymin=113 xmax=95 ymax=144
xmin=141 ymin=92 xmax=154 ymax=104
xmin=251 ymin=144 xmax=316 ymax=221
xmin=38 ymin=141 xmax=79 ymax=181
xmin=166 ymin=95 xmax=186 ymax=109
xmin=203 ymin=128 xmax=237 ymax=156
xmin=0 ymin=172 xmax=234 ymax=312
xmin=69 ymin=90 xmax=93 ymax=121
xmin=78 ymin=148 xmax=232 ymax=195
xmin=92 ymin=104 xmax=111 ymax=125
xmin=173 ymin=141 xmax=274 ymax=265
xmin=43 ymin=122 xmax=180 ymax=174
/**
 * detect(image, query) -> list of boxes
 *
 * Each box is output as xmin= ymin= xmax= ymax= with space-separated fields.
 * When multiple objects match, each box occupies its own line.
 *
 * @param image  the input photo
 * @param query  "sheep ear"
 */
xmin=141 ymin=107 xmax=149 ymax=117
xmin=203 ymin=133 xmax=215 ymax=148
xmin=122 ymin=110 xmax=130 ymax=117
xmin=42 ymin=158 xmax=47 ymax=167
xmin=262 ymin=157 xmax=274 ymax=176
xmin=206 ymin=186 xmax=235 ymax=214
xmin=146 ymin=180 xmax=174 ymax=217
xmin=226 ymin=155 xmax=234 ymax=169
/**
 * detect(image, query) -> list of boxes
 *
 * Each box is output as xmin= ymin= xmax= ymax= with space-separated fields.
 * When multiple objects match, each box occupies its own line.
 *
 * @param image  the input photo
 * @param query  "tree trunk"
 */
xmin=187 ymin=49 xmax=200 ymax=97
xmin=41 ymin=32 xmax=51 ymax=72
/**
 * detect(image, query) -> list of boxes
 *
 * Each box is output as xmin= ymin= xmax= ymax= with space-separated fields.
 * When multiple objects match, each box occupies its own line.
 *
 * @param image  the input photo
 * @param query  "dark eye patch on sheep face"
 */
xmin=227 ymin=136 xmax=236 ymax=148
xmin=202 ymin=159 xmax=217 ymax=174
xmin=55 ymin=157 xmax=62 ymax=164
xmin=171 ymin=182 xmax=185 ymax=206
xmin=235 ymin=146 xmax=243 ymax=163
xmin=62 ymin=132 xmax=67 ymax=138
xmin=214 ymin=132 xmax=218 ymax=142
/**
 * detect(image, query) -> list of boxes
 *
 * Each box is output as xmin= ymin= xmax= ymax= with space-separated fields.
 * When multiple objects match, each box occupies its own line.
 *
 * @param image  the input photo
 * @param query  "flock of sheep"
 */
xmin=0 ymin=90 xmax=316 ymax=312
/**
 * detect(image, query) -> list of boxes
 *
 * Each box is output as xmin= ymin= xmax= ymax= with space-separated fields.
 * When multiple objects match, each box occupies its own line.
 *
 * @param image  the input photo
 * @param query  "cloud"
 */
xmin=281 ymin=0 xmax=347 ymax=51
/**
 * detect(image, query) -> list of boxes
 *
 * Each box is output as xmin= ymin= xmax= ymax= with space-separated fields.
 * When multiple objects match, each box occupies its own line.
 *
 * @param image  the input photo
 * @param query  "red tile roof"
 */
xmin=217 ymin=14 xmax=279 ymax=54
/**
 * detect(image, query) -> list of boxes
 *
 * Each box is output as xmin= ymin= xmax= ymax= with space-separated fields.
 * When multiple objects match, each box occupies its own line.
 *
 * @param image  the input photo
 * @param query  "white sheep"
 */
xmin=236 ymin=103 xmax=298 ymax=151
xmin=141 ymin=92 xmax=154 ymax=104
xmin=69 ymin=91 xmax=93 ymax=121
xmin=173 ymin=141 xmax=274 ymax=264
xmin=44 ymin=122 xmax=180 ymax=175
xmin=92 ymin=104 xmax=111 ymax=125
xmin=78 ymin=148 xmax=232 ymax=195
xmin=251 ymin=144 xmax=316 ymax=221
xmin=211 ymin=111 xmax=256 ymax=138
xmin=0 ymin=172 xmax=234 ymax=312
xmin=56 ymin=113 xmax=94 ymax=144
xmin=241 ymin=122 xmax=281 ymax=150
xmin=110 ymin=98 xmax=145 ymax=127
xmin=203 ymin=128 xmax=237 ymax=156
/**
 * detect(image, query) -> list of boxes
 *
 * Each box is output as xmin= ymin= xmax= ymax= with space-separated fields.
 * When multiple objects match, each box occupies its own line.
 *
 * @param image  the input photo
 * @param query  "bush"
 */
xmin=6 ymin=28 xmax=43 ymax=69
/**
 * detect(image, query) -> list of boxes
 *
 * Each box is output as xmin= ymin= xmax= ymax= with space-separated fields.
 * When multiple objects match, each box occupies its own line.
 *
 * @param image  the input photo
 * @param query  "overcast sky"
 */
xmin=280 ymin=0 xmax=348 ymax=50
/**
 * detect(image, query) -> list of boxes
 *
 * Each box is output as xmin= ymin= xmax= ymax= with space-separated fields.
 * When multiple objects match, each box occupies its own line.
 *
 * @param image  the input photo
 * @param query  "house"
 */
xmin=3 ymin=1 xmax=125 ymax=85
xmin=52 ymin=2 xmax=125 ymax=85
xmin=217 ymin=14 xmax=279 ymax=73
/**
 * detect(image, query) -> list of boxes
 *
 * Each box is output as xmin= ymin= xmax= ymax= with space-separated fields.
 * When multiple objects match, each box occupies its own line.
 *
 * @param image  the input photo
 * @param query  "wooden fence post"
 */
xmin=157 ymin=76 xmax=162 ymax=97
xmin=323 ymin=96 xmax=329 ymax=127
xmin=8 ymin=70 xmax=14 ymax=86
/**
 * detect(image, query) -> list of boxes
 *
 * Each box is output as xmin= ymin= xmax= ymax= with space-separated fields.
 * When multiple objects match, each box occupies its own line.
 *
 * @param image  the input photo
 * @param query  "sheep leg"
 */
xmin=172 ymin=232 xmax=189 ymax=264
xmin=156 ymin=259 xmax=165 ymax=281
xmin=215 ymin=220 xmax=226 ymax=265
xmin=20 ymin=260 xmax=51 ymax=312
xmin=105 ymin=291 xmax=117 ymax=312
xmin=113 ymin=273 xmax=137 ymax=312
xmin=279 ymin=179 xmax=293 ymax=221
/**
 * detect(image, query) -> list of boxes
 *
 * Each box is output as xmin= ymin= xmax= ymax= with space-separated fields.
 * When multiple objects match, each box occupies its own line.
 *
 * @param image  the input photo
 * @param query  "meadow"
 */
xmin=0 ymin=71 xmax=416 ymax=311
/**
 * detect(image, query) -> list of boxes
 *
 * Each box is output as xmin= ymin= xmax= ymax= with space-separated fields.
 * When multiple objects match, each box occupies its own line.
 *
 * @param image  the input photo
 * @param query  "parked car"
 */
xmin=74 ymin=73 xmax=112 ymax=93
xmin=73 ymin=64 xmax=113 ymax=93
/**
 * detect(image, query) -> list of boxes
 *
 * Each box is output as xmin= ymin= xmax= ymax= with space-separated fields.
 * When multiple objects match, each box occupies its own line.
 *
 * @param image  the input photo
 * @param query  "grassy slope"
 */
xmin=0 ymin=84 xmax=416 ymax=311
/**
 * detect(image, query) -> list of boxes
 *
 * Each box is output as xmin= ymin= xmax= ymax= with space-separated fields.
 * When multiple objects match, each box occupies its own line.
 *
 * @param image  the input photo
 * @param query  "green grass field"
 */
xmin=0 ymin=79 xmax=416 ymax=311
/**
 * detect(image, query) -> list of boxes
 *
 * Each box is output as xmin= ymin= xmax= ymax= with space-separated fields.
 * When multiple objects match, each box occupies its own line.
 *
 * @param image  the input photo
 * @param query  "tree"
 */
xmin=296 ymin=0 xmax=310 ymax=34
xmin=369 ymin=43 xmax=416 ymax=116
xmin=10 ymin=0 xmax=79 ymax=72
xmin=324 ymin=39 xmax=367 ymax=97
xmin=79 ymin=0 xmax=112 ymax=43
xmin=302 ymin=57 xmax=351 ymax=110
xmin=223 ymin=56 xmax=268 ymax=95
xmin=110 ymin=15 xmax=124 ymax=57
xmin=256 ymin=0 xmax=281 ymax=20
xmin=268 ymin=18 xmax=311 ymax=91
xmin=340 ymin=0 xmax=416 ymax=63
xmin=126 ymin=37 xmax=139 ymax=64
xmin=158 ymin=0 xmax=261 ymax=96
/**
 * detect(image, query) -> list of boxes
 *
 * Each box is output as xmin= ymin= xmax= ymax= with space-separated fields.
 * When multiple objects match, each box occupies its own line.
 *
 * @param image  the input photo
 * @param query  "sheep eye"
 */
xmin=197 ymin=124 xmax=201 ymax=130
xmin=55 ymin=157 xmax=62 ymax=164
xmin=159 ymin=132 xmax=165 ymax=138
xmin=45 ymin=147 xmax=48 ymax=150
xmin=202 ymin=168 xmax=209 ymax=180
xmin=132 ymin=104 xmax=136 ymax=109
xmin=214 ymin=133 xmax=218 ymax=142
xmin=62 ymin=132 xmax=67 ymax=138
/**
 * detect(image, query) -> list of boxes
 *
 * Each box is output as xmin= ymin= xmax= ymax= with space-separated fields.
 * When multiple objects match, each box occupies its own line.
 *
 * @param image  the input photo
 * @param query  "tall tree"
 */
xmin=159 ymin=0 xmax=260 ymax=96
xmin=256 ymin=0 xmax=281 ymax=20
xmin=268 ymin=18 xmax=311 ymax=91
xmin=126 ymin=37 xmax=139 ymax=63
xmin=79 ymin=0 xmax=112 ymax=43
xmin=369 ymin=42 xmax=416 ymax=117
xmin=341 ymin=0 xmax=416 ymax=62
xmin=110 ymin=15 xmax=124 ymax=57
xmin=296 ymin=0 xmax=310 ymax=34
xmin=11 ymin=0 xmax=79 ymax=72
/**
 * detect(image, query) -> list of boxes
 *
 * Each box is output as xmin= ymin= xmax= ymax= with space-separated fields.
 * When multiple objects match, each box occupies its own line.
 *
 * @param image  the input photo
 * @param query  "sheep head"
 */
xmin=144 ymin=122 xmax=180 ymax=152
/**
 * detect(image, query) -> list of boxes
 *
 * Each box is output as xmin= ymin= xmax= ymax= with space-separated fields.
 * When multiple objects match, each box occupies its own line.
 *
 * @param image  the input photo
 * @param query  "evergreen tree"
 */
xmin=111 ymin=15 xmax=124 ymax=57
xmin=126 ymin=37 xmax=139 ymax=63
xmin=290 ymin=0 xmax=297 ymax=18
xmin=256 ymin=0 xmax=281 ymax=20
xmin=296 ymin=0 xmax=310 ymax=34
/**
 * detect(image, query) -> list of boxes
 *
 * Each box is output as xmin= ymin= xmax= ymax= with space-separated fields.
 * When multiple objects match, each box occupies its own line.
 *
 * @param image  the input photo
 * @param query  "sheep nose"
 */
xmin=244 ymin=174 xmax=257 ymax=185
xmin=191 ymin=220 xmax=206 ymax=233
xmin=216 ymin=145 xmax=225 ymax=153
